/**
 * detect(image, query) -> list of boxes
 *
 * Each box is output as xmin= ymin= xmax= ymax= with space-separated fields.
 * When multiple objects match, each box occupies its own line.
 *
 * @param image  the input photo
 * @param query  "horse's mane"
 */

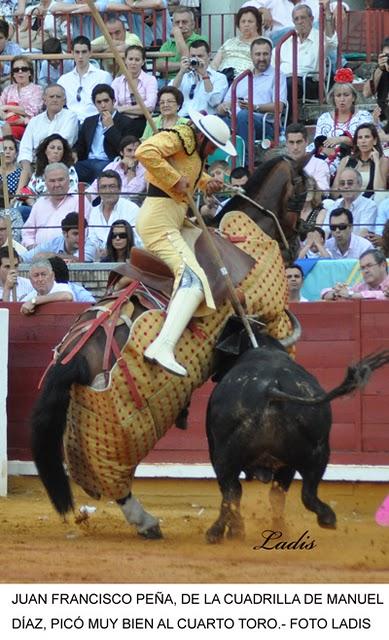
xmin=220 ymin=156 xmax=288 ymax=216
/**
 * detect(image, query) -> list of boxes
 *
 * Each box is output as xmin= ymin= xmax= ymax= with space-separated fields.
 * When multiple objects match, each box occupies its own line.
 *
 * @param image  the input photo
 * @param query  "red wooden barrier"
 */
xmin=3 ymin=301 xmax=389 ymax=465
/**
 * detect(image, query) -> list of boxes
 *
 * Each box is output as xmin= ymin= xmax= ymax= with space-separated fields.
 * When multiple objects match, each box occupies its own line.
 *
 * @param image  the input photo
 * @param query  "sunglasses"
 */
xmin=159 ymin=100 xmax=177 ymax=106
xmin=329 ymin=223 xmax=350 ymax=232
xmin=76 ymin=85 xmax=83 ymax=102
xmin=339 ymin=179 xmax=356 ymax=187
xmin=13 ymin=66 xmax=30 ymax=73
xmin=112 ymin=232 xmax=128 ymax=240
xmin=189 ymin=83 xmax=197 ymax=100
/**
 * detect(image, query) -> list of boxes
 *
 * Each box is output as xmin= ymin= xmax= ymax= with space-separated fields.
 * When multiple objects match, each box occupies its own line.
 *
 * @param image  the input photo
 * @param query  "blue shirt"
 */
xmin=22 ymin=235 xmax=97 ymax=263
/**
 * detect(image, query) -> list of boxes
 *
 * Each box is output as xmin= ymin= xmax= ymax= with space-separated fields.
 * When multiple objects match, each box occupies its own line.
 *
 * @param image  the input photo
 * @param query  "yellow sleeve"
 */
xmin=135 ymin=130 xmax=185 ymax=191
xmin=198 ymin=172 xmax=212 ymax=193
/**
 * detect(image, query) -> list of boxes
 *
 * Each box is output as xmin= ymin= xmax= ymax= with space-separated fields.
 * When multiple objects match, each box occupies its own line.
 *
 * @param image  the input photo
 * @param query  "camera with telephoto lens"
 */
xmin=189 ymin=57 xmax=200 ymax=68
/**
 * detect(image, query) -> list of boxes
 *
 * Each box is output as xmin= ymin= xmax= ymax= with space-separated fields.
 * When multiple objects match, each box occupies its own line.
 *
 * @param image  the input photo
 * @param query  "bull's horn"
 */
xmin=279 ymin=310 xmax=301 ymax=348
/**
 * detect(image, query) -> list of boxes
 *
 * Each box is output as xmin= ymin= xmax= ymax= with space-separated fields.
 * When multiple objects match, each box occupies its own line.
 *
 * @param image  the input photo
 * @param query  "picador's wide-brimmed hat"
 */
xmin=189 ymin=109 xmax=237 ymax=156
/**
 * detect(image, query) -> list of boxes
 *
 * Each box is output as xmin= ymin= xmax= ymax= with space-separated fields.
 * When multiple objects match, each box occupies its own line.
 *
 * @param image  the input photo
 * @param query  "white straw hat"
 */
xmin=188 ymin=110 xmax=237 ymax=156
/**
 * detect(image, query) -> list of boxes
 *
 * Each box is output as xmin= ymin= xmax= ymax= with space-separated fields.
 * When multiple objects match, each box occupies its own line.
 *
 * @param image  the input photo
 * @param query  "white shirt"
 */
xmin=224 ymin=65 xmax=288 ymax=111
xmin=24 ymin=282 xmax=74 ymax=301
xmin=0 ymin=276 xmax=34 ymax=301
xmin=323 ymin=195 xmax=377 ymax=234
xmin=88 ymin=198 xmax=140 ymax=249
xmin=58 ymin=64 xmax=112 ymax=123
xmin=172 ymin=67 xmax=228 ymax=117
xmin=274 ymin=27 xmax=337 ymax=76
xmin=325 ymin=233 xmax=373 ymax=259
xmin=304 ymin=155 xmax=330 ymax=192
xmin=17 ymin=109 xmax=79 ymax=164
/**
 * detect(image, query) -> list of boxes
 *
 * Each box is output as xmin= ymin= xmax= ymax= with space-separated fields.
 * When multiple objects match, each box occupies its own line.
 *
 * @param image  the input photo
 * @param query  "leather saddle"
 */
xmin=108 ymin=228 xmax=255 ymax=306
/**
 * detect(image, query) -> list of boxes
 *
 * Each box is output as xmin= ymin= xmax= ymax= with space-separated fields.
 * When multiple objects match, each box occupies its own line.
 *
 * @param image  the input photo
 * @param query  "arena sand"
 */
xmin=0 ymin=476 xmax=388 ymax=584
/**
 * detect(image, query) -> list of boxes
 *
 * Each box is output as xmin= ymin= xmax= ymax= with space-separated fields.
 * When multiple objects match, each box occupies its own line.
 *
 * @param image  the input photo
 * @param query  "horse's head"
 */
xmin=219 ymin=156 xmax=308 ymax=261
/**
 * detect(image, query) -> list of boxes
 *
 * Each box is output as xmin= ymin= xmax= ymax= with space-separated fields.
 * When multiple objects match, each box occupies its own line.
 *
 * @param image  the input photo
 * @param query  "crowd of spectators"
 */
xmin=0 ymin=1 xmax=388 ymax=305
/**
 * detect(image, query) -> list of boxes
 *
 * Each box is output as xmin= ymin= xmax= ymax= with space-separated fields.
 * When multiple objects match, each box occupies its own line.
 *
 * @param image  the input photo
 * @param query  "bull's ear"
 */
xmin=216 ymin=316 xmax=244 ymax=354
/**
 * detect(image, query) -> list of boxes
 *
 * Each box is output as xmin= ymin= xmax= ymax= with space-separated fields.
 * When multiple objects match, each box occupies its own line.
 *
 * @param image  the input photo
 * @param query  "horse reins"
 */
xmin=224 ymin=186 xmax=290 ymax=251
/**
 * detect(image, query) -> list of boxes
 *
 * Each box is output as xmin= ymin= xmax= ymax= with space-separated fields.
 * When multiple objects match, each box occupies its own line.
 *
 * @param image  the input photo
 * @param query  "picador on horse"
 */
xmin=31 ymin=111 xmax=309 ymax=539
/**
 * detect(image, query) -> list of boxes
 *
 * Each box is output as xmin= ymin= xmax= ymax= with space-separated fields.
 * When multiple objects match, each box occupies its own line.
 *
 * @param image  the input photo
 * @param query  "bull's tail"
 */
xmin=31 ymin=354 xmax=92 ymax=516
xmin=268 ymin=350 xmax=389 ymax=406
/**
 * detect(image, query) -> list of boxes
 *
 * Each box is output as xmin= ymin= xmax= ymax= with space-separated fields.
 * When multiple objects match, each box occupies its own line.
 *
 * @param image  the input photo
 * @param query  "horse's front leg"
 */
xmin=117 ymin=493 xmax=162 ymax=539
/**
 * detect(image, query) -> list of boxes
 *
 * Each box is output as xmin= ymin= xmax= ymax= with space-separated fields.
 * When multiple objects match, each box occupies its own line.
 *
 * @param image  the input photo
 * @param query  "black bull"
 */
xmin=206 ymin=317 xmax=389 ymax=543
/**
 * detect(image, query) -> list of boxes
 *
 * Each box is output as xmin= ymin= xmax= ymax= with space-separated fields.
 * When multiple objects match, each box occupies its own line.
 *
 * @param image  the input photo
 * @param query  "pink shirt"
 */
xmin=22 ymin=194 xmax=91 ymax=247
xmin=87 ymin=158 xmax=146 ymax=196
xmin=111 ymin=70 xmax=158 ymax=112
xmin=0 ymin=83 xmax=43 ymax=118
xmin=352 ymin=275 xmax=389 ymax=299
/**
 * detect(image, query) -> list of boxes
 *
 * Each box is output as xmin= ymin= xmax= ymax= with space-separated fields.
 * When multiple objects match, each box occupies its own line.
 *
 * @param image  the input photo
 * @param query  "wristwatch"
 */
xmin=31 ymin=297 xmax=37 ymax=306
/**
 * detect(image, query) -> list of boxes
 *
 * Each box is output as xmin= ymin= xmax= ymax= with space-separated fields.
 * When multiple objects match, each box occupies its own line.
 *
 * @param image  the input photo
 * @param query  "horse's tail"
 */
xmin=31 ymin=354 xmax=92 ymax=516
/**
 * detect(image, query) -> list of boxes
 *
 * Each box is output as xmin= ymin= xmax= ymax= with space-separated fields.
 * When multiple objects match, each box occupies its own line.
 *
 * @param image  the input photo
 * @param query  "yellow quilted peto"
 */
xmin=64 ymin=212 xmax=291 ymax=500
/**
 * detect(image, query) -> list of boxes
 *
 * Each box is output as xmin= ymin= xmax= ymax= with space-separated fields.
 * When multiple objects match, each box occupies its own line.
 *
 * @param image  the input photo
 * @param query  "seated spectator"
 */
xmin=87 ymin=135 xmax=146 ymax=201
xmin=285 ymin=123 xmax=330 ymax=192
xmin=0 ymin=136 xmax=21 ymax=208
xmin=300 ymin=176 xmax=327 ymax=228
xmin=48 ymin=255 xmax=96 ymax=302
xmin=321 ymin=249 xmax=389 ymax=300
xmin=91 ymin=13 xmax=141 ymax=75
xmin=363 ymin=37 xmax=389 ymax=127
xmin=74 ymin=84 xmax=132 ymax=184
xmin=324 ymin=167 xmax=377 ymax=237
xmin=324 ymin=207 xmax=374 ymax=259
xmin=142 ymin=87 xmax=188 ymax=140
xmin=111 ymin=45 xmax=158 ymax=139
xmin=156 ymin=6 xmax=205 ymax=82
xmin=57 ymin=35 xmax=112 ymax=124
xmin=240 ymin=0 xmax=318 ymax=43
xmin=217 ymin=37 xmax=287 ymax=163
xmin=298 ymin=226 xmax=330 ymax=258
xmin=333 ymin=123 xmax=388 ymax=203
xmin=20 ymin=258 xmax=74 ymax=314
xmin=211 ymin=6 xmax=262 ymax=80
xmin=88 ymin=170 xmax=140 ymax=254
xmin=22 ymin=163 xmax=91 ymax=249
xmin=0 ymin=247 xmax=33 ymax=301
xmin=230 ymin=166 xmax=251 ymax=187
xmin=0 ymin=210 xmax=25 ymax=253
xmin=313 ymin=69 xmax=373 ymax=172
xmin=37 ymin=38 xmax=75 ymax=87
xmin=121 ymin=0 xmax=172 ymax=47
xmin=19 ymin=1 xmax=64 ymax=49
xmin=171 ymin=39 xmax=228 ymax=117
xmin=18 ymin=134 xmax=79 ymax=222
xmin=0 ymin=56 xmax=44 ymax=140
xmin=0 ymin=19 xmax=22 ymax=88
xmin=100 ymin=219 xmax=135 ymax=263
xmin=275 ymin=1 xmax=336 ymax=105
xmin=285 ymin=264 xmax=308 ymax=302
xmin=373 ymin=198 xmax=389 ymax=238
xmin=22 ymin=212 xmax=96 ymax=263
xmin=208 ymin=160 xmax=231 ymax=184
xmin=16 ymin=84 xmax=79 ymax=193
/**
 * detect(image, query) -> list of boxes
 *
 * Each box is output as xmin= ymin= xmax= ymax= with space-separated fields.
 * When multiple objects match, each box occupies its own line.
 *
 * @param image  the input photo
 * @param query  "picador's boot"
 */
xmin=144 ymin=286 xmax=204 ymax=376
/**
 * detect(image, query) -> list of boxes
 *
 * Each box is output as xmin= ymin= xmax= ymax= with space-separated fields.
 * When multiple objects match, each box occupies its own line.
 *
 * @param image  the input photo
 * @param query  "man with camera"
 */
xmin=171 ymin=39 xmax=228 ymax=117
xmin=364 ymin=37 xmax=389 ymax=125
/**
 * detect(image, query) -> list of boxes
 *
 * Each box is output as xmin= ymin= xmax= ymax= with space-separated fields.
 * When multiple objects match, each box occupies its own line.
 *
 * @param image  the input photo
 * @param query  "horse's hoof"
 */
xmin=318 ymin=510 xmax=337 ymax=528
xmin=206 ymin=526 xmax=223 ymax=544
xmin=226 ymin=526 xmax=245 ymax=540
xmin=138 ymin=524 xmax=163 ymax=539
